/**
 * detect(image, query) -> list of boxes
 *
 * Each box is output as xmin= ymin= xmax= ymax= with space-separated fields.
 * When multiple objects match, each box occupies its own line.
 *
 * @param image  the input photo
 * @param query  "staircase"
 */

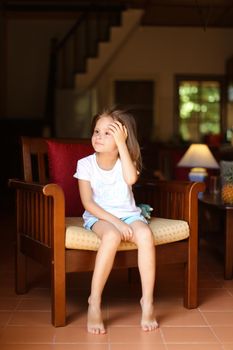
xmin=51 ymin=8 xmax=143 ymax=137
xmin=74 ymin=9 xmax=143 ymax=93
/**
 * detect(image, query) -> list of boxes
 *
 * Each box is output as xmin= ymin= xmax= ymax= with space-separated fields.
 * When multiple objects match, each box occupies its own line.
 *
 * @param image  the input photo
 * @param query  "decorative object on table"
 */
xmin=209 ymin=175 xmax=221 ymax=195
xmin=177 ymin=143 xmax=219 ymax=182
xmin=138 ymin=203 xmax=153 ymax=220
xmin=220 ymin=161 xmax=233 ymax=204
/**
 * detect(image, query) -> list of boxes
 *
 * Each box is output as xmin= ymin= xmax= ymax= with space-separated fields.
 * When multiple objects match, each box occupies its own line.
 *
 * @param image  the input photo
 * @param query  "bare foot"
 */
xmin=140 ymin=298 xmax=159 ymax=331
xmin=87 ymin=297 xmax=106 ymax=335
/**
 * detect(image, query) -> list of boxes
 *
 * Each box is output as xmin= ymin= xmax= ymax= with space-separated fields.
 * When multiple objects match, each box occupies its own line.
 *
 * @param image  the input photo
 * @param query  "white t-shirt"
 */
xmin=73 ymin=153 xmax=141 ymax=225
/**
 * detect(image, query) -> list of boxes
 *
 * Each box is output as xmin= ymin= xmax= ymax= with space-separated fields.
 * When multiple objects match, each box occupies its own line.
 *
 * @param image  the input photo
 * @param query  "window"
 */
xmin=175 ymin=75 xmax=225 ymax=143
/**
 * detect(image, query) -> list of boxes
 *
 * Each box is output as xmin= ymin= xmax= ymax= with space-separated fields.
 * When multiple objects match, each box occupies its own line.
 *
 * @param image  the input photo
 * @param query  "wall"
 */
xmin=7 ymin=19 xmax=74 ymax=118
xmin=6 ymin=19 xmax=233 ymax=141
xmin=97 ymin=26 xmax=233 ymax=141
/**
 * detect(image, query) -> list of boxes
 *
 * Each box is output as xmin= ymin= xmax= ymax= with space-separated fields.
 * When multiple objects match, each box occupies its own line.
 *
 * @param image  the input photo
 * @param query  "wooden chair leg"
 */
xmin=15 ymin=245 xmax=28 ymax=294
xmin=51 ymin=265 xmax=66 ymax=327
xmin=184 ymin=256 xmax=198 ymax=309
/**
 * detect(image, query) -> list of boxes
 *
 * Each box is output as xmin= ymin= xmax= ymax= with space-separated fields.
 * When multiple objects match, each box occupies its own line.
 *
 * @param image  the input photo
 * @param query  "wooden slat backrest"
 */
xmin=134 ymin=180 xmax=195 ymax=222
xmin=21 ymin=137 xmax=48 ymax=183
xmin=21 ymin=136 xmax=91 ymax=183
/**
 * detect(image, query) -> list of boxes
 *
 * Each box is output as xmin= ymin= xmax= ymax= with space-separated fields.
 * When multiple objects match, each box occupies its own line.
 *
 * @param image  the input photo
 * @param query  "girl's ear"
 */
xmin=123 ymin=125 xmax=128 ymax=138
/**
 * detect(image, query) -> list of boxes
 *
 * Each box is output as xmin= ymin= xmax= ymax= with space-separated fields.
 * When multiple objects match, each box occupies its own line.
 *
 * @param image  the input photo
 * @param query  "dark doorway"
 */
xmin=114 ymin=80 xmax=154 ymax=144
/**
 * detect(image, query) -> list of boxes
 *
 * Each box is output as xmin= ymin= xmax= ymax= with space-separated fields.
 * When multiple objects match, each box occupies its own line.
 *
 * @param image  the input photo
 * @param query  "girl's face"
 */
xmin=91 ymin=115 xmax=118 ymax=153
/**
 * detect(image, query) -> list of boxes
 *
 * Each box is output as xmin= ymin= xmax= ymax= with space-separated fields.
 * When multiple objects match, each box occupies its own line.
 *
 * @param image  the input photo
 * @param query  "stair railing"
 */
xmin=45 ymin=4 xmax=126 ymax=135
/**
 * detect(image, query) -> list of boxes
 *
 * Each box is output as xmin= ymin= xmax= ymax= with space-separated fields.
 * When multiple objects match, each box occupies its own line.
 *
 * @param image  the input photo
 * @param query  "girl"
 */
xmin=74 ymin=108 xmax=158 ymax=334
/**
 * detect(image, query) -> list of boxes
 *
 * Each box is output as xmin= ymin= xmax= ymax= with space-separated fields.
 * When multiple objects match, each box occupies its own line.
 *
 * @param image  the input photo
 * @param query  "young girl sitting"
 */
xmin=73 ymin=108 xmax=158 ymax=334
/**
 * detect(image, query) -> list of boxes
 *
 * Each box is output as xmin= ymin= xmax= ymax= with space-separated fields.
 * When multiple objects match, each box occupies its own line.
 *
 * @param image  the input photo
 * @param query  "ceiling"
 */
xmin=138 ymin=0 xmax=233 ymax=28
xmin=3 ymin=0 xmax=233 ymax=28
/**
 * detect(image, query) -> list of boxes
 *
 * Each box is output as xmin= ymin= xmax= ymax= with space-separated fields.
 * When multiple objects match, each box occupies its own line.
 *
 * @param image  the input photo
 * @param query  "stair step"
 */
xmin=97 ymin=11 xmax=122 ymax=42
xmin=74 ymin=9 xmax=143 ymax=91
xmin=75 ymin=11 xmax=123 ymax=73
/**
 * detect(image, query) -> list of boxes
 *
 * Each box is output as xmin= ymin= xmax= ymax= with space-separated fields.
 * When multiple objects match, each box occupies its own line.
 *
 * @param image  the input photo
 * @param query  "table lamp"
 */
xmin=177 ymin=143 xmax=219 ymax=182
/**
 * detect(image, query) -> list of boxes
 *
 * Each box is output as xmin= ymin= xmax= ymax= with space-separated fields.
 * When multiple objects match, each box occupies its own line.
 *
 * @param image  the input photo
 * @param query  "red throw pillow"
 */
xmin=47 ymin=140 xmax=93 ymax=217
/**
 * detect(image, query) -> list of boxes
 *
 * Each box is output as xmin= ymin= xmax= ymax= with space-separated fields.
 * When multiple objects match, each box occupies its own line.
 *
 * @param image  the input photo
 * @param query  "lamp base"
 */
xmin=188 ymin=167 xmax=207 ymax=182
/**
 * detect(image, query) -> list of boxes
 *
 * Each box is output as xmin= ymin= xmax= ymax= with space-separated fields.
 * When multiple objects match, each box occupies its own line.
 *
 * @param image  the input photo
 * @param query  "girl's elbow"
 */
xmin=125 ymin=174 xmax=138 ymax=185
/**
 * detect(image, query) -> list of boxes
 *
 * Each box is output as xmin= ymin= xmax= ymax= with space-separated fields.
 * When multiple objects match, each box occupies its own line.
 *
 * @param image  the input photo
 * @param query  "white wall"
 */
xmin=6 ymin=20 xmax=233 ymax=140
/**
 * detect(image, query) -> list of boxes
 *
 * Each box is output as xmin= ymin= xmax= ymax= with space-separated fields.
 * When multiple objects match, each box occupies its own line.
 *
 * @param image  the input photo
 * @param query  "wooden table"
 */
xmin=199 ymin=193 xmax=233 ymax=279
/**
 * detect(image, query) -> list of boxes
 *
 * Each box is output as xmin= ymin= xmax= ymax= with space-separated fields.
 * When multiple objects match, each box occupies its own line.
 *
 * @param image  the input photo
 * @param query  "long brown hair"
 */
xmin=91 ymin=108 xmax=142 ymax=172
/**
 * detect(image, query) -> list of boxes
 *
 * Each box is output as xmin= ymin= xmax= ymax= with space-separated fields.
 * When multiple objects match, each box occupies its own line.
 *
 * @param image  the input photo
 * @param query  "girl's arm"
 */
xmin=109 ymin=121 xmax=138 ymax=185
xmin=78 ymin=179 xmax=133 ymax=239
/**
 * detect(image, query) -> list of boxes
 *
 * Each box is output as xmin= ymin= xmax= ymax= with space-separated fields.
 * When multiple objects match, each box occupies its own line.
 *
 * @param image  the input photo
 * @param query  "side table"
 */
xmin=199 ymin=193 xmax=233 ymax=279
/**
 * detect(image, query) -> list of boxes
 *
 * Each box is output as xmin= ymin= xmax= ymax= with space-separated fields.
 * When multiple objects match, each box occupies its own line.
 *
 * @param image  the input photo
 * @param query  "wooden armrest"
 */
xmin=8 ymin=179 xmax=66 ymax=255
xmin=9 ymin=179 xmax=48 ymax=192
xmin=9 ymin=179 xmax=65 ymax=202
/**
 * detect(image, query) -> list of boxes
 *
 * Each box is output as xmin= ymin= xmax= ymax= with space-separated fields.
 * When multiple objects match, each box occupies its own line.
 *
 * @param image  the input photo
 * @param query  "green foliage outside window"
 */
xmin=178 ymin=80 xmax=220 ymax=142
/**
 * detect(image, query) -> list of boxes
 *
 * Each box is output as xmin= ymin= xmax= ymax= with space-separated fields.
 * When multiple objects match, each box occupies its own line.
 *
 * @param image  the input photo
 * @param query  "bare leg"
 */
xmin=130 ymin=221 xmax=158 ymax=331
xmin=87 ymin=221 xmax=121 ymax=334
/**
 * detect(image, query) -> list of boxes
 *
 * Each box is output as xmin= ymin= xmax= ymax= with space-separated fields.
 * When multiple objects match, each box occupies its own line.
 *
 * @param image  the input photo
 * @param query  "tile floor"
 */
xmin=1 ymin=200 xmax=233 ymax=349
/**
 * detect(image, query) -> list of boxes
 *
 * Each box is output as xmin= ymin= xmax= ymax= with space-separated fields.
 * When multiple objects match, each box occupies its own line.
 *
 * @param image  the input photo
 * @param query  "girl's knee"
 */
xmin=135 ymin=226 xmax=154 ymax=246
xmin=102 ymin=229 xmax=121 ymax=246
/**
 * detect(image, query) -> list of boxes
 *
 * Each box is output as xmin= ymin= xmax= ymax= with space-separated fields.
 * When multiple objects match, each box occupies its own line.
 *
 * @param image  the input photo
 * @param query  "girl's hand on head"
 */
xmin=108 ymin=121 xmax=127 ymax=148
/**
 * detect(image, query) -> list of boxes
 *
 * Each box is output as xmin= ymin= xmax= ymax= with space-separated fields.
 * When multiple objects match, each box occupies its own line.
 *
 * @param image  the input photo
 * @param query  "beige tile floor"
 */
xmin=1 ymin=205 xmax=233 ymax=350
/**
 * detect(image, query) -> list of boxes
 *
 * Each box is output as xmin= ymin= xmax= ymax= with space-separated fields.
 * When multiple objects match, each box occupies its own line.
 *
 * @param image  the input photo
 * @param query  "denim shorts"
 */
xmin=84 ymin=214 xmax=147 ymax=230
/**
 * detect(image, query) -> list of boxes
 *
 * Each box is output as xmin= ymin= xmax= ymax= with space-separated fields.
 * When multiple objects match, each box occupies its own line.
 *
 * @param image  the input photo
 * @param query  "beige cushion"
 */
xmin=65 ymin=217 xmax=189 ymax=251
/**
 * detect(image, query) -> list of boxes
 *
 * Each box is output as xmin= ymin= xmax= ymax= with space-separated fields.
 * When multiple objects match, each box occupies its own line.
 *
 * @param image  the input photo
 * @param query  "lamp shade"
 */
xmin=177 ymin=144 xmax=219 ymax=169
